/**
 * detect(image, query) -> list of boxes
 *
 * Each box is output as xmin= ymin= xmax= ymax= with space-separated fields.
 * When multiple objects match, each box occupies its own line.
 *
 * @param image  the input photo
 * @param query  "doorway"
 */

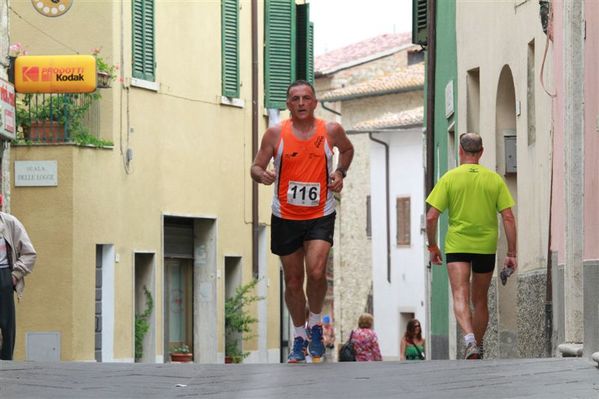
xmin=165 ymin=258 xmax=194 ymax=360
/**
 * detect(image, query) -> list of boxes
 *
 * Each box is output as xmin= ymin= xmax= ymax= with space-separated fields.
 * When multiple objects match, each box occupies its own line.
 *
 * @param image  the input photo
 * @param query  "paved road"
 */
xmin=0 ymin=357 xmax=597 ymax=399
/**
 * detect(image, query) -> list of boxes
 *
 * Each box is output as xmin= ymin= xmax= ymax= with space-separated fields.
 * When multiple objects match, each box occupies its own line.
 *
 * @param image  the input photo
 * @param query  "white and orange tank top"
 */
xmin=272 ymin=118 xmax=336 ymax=220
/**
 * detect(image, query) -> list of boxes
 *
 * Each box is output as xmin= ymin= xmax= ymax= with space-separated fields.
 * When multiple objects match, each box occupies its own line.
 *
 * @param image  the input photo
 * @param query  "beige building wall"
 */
xmin=456 ymin=0 xmax=553 ymax=358
xmin=10 ymin=1 xmax=280 ymax=362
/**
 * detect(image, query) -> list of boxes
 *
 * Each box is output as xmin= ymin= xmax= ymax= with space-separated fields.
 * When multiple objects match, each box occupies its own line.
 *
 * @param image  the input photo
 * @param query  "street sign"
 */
xmin=15 ymin=55 xmax=97 ymax=94
xmin=0 ymin=78 xmax=16 ymax=140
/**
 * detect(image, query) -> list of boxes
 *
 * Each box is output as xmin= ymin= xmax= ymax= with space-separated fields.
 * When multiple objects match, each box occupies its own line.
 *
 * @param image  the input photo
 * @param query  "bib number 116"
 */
xmin=287 ymin=181 xmax=320 ymax=207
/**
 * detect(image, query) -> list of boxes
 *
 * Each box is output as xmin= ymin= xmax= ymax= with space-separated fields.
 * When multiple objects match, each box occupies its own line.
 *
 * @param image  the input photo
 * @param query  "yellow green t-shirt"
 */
xmin=426 ymin=163 xmax=515 ymax=254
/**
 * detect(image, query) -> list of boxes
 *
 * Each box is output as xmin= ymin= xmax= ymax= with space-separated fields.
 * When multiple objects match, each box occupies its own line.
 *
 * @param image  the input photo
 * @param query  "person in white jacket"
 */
xmin=0 ymin=202 xmax=37 ymax=360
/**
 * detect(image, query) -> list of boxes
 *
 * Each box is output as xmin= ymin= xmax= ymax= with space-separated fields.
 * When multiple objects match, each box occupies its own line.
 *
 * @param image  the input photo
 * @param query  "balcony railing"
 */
xmin=16 ymin=93 xmax=101 ymax=144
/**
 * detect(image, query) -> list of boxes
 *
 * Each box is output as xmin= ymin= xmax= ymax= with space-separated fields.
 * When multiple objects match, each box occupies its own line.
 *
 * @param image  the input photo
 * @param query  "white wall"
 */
xmin=371 ymin=128 xmax=426 ymax=358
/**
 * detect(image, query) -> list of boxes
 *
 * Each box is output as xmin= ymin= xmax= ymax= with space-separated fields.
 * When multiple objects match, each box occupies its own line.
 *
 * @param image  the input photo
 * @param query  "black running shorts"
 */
xmin=270 ymin=212 xmax=336 ymax=256
xmin=445 ymin=253 xmax=496 ymax=274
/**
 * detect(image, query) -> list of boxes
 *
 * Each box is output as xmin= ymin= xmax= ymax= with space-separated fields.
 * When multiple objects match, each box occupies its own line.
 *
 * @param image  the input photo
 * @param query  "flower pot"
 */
xmin=224 ymin=356 xmax=233 ymax=364
xmin=170 ymin=352 xmax=193 ymax=363
xmin=27 ymin=121 xmax=65 ymax=143
xmin=97 ymin=71 xmax=112 ymax=88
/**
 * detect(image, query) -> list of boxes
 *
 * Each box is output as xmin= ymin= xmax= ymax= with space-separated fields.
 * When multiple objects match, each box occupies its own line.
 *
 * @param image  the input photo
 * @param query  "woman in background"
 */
xmin=351 ymin=313 xmax=382 ymax=361
xmin=400 ymin=319 xmax=425 ymax=360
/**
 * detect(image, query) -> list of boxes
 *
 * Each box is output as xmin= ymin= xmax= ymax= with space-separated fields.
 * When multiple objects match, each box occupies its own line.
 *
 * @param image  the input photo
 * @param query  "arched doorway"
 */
xmin=495 ymin=65 xmax=519 ymax=358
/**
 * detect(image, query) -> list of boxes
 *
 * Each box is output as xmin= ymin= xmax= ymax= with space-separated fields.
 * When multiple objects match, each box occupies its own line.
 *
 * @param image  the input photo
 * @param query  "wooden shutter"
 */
xmin=222 ymin=0 xmax=240 ymax=98
xmin=265 ymin=0 xmax=296 ymax=109
xmin=307 ymin=22 xmax=314 ymax=84
xmin=412 ymin=0 xmax=427 ymax=46
xmin=132 ymin=0 xmax=155 ymax=81
xmin=396 ymin=197 xmax=411 ymax=246
xmin=295 ymin=3 xmax=313 ymax=84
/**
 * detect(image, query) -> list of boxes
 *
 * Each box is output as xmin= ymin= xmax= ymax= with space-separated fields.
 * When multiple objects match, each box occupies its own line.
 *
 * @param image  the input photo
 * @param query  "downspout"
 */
xmin=320 ymin=100 xmax=341 ymax=116
xmin=368 ymin=132 xmax=391 ymax=283
xmin=251 ymin=0 xmax=259 ymax=277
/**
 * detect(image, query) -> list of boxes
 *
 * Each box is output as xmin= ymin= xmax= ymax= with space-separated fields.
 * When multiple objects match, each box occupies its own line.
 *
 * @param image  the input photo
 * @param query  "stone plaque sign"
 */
xmin=15 ymin=160 xmax=58 ymax=187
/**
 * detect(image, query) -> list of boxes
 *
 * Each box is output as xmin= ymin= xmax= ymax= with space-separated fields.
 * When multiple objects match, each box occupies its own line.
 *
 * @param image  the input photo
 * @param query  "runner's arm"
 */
xmin=426 ymin=206 xmax=443 ymax=264
xmin=328 ymin=122 xmax=354 ymax=177
xmin=251 ymin=127 xmax=279 ymax=185
xmin=500 ymin=207 xmax=518 ymax=270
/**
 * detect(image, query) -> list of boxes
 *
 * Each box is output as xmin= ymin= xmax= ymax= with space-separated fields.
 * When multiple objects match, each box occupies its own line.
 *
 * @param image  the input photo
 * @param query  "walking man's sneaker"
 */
xmin=464 ymin=342 xmax=481 ymax=360
xmin=308 ymin=324 xmax=326 ymax=362
xmin=288 ymin=336 xmax=308 ymax=363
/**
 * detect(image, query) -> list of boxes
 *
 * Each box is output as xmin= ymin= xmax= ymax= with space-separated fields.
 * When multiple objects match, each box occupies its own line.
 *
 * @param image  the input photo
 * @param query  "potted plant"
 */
xmin=170 ymin=343 xmax=193 ymax=363
xmin=93 ymin=47 xmax=118 ymax=88
xmin=224 ymin=278 xmax=264 ymax=364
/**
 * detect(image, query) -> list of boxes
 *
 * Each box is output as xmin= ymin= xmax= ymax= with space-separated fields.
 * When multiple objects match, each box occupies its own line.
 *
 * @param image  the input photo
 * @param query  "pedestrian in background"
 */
xmin=400 ymin=319 xmax=425 ymax=360
xmin=251 ymin=80 xmax=354 ymax=363
xmin=0 ymin=195 xmax=37 ymax=360
xmin=351 ymin=313 xmax=382 ymax=361
xmin=426 ymin=132 xmax=517 ymax=359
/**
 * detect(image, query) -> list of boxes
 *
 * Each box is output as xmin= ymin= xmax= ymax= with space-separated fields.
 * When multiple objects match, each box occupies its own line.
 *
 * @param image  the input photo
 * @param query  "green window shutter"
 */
xmin=307 ymin=22 xmax=314 ymax=85
xmin=265 ymin=0 xmax=296 ymax=110
xmin=412 ymin=0 xmax=428 ymax=46
xmin=222 ymin=0 xmax=239 ymax=98
xmin=132 ymin=0 xmax=155 ymax=82
xmin=295 ymin=3 xmax=313 ymax=84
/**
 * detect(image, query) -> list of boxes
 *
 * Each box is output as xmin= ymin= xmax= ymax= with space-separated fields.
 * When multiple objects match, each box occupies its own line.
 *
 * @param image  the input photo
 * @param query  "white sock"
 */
xmin=308 ymin=312 xmax=321 ymax=328
xmin=464 ymin=333 xmax=476 ymax=346
xmin=294 ymin=325 xmax=307 ymax=340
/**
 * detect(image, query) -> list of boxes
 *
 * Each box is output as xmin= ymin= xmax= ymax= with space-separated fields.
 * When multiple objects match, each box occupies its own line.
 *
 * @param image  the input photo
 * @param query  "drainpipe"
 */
xmin=320 ymin=100 xmax=342 ymax=116
xmin=368 ymin=132 xmax=391 ymax=283
xmin=251 ymin=0 xmax=259 ymax=278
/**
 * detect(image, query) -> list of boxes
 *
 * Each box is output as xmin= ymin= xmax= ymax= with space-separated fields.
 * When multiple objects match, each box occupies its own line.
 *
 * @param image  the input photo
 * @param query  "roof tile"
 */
xmin=315 ymin=32 xmax=413 ymax=74
xmin=352 ymin=106 xmax=424 ymax=131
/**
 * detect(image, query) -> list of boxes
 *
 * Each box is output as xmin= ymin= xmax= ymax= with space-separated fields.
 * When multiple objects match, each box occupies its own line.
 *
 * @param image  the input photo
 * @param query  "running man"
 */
xmin=425 ymin=132 xmax=517 ymax=359
xmin=251 ymin=80 xmax=354 ymax=363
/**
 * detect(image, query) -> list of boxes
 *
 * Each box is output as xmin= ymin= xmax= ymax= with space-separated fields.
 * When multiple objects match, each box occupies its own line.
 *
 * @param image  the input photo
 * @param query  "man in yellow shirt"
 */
xmin=425 ymin=132 xmax=517 ymax=359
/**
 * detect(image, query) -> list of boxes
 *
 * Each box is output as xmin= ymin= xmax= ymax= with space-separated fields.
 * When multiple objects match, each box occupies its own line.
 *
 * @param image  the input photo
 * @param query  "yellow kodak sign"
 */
xmin=15 ymin=55 xmax=97 ymax=93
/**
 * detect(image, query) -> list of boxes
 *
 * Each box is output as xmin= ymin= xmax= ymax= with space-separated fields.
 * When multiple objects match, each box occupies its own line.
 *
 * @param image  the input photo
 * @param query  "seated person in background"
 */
xmin=400 ymin=319 xmax=425 ymax=360
xmin=351 ymin=313 xmax=382 ymax=361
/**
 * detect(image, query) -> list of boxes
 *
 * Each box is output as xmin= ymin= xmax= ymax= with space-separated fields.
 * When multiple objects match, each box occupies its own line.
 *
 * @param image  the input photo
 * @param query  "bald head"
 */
xmin=460 ymin=133 xmax=483 ymax=153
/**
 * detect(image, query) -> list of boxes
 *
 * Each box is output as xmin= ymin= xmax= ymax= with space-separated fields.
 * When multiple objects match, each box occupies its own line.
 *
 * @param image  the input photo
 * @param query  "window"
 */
xmin=132 ymin=0 xmax=155 ymax=82
xmin=412 ymin=0 xmax=427 ymax=46
xmin=396 ymin=197 xmax=411 ymax=246
xmin=222 ymin=0 xmax=240 ymax=98
xmin=264 ymin=0 xmax=314 ymax=109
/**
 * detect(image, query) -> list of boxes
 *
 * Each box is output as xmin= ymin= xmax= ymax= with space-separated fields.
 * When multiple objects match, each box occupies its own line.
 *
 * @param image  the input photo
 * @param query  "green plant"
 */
xmin=135 ymin=286 xmax=153 ymax=361
xmin=224 ymin=278 xmax=264 ymax=363
xmin=170 ymin=343 xmax=190 ymax=354
xmin=92 ymin=47 xmax=118 ymax=81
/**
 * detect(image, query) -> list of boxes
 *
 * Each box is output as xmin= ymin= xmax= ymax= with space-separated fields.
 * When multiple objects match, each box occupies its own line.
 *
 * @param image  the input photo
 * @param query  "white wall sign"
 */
xmin=15 ymin=160 xmax=58 ymax=187
xmin=445 ymin=80 xmax=454 ymax=118
xmin=0 ymin=78 xmax=16 ymax=140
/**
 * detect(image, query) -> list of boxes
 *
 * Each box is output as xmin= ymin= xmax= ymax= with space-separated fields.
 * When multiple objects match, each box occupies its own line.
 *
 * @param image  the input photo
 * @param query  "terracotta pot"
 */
xmin=27 ymin=121 xmax=65 ymax=143
xmin=224 ymin=356 xmax=233 ymax=364
xmin=97 ymin=71 xmax=112 ymax=88
xmin=170 ymin=352 xmax=193 ymax=363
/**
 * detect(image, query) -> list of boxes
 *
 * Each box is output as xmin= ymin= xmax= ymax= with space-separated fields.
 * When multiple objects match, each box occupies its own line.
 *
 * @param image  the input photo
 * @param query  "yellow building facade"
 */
xmin=8 ymin=0 xmax=312 ymax=363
